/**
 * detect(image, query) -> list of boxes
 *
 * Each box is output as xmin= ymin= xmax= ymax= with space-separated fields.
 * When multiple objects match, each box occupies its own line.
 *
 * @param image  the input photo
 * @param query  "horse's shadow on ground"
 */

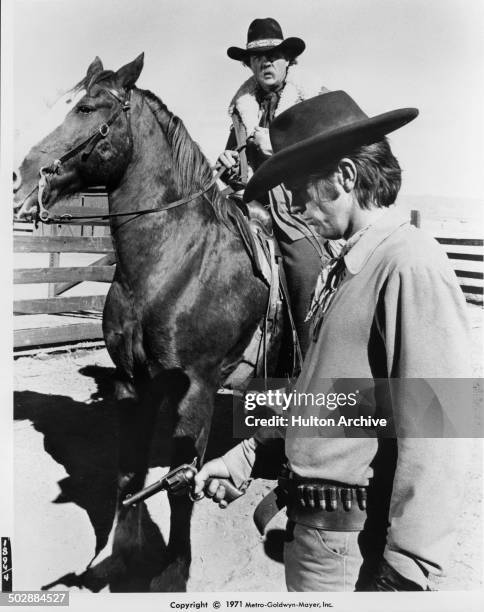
xmin=14 ymin=365 xmax=247 ymax=592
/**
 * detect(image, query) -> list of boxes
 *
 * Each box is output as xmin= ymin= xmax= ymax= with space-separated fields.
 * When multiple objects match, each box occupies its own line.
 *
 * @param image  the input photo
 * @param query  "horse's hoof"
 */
xmin=149 ymin=558 xmax=189 ymax=592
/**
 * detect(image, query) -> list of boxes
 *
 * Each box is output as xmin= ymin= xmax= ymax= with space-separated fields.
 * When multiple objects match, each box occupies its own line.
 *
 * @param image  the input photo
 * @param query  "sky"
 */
xmin=8 ymin=0 xmax=484 ymax=200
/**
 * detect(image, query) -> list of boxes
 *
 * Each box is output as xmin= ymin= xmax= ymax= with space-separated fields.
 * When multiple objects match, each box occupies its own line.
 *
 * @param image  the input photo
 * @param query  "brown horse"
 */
xmin=13 ymin=54 xmax=280 ymax=590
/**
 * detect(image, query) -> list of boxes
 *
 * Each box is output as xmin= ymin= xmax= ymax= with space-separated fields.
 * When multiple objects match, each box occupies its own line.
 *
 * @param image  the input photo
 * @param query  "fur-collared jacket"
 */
xmin=228 ymin=66 xmax=328 ymax=141
xmin=225 ymin=67 xmax=329 ymax=241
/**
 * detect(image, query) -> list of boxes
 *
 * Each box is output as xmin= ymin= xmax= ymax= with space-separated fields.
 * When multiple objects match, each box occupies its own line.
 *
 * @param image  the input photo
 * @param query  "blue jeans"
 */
xmin=284 ymin=522 xmax=363 ymax=592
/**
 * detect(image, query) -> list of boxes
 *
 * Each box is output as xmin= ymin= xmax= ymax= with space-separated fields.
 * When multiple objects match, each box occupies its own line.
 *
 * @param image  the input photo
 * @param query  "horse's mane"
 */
xmin=139 ymin=88 xmax=234 ymax=228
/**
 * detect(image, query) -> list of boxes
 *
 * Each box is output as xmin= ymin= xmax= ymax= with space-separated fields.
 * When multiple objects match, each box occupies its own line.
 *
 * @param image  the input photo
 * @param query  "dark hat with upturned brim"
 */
xmin=227 ymin=17 xmax=305 ymax=63
xmin=244 ymin=91 xmax=419 ymax=202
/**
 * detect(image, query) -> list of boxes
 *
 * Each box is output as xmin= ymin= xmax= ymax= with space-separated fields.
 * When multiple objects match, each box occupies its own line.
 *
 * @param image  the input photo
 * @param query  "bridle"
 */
xmin=36 ymin=87 xmax=132 ymax=223
xmin=35 ymin=86 xmax=229 ymax=225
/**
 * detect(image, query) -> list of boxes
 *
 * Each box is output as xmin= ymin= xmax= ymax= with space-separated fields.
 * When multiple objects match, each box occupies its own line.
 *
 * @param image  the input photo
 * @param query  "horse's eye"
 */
xmin=77 ymin=105 xmax=95 ymax=115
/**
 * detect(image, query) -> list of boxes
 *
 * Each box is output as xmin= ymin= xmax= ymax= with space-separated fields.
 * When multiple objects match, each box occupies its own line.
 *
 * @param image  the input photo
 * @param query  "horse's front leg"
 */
xmin=115 ymin=373 xmax=157 ymax=499
xmin=83 ymin=370 xmax=162 ymax=587
xmin=86 ymin=368 xmax=215 ymax=592
xmin=151 ymin=376 xmax=216 ymax=592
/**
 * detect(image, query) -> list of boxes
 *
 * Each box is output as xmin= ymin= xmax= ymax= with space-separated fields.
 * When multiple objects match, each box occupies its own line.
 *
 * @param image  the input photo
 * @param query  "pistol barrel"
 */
xmin=122 ymin=479 xmax=167 ymax=507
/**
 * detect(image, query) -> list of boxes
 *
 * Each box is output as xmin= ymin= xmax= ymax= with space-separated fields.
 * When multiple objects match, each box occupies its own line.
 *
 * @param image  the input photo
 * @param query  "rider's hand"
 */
xmin=193 ymin=458 xmax=232 ymax=509
xmin=217 ymin=150 xmax=240 ymax=170
xmin=251 ymin=127 xmax=273 ymax=157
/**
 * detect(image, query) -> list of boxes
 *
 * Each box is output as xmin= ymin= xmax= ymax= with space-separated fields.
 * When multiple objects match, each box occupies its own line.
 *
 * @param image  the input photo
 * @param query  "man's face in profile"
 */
xmin=285 ymin=169 xmax=354 ymax=240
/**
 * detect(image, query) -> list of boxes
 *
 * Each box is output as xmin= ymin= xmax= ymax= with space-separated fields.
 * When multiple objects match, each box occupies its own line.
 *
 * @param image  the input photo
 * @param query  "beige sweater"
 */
xmin=223 ymin=206 xmax=472 ymax=587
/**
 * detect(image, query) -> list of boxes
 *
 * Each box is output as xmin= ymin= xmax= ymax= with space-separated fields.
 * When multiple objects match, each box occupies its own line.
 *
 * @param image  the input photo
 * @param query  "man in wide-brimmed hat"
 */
xmin=197 ymin=92 xmax=471 ymax=591
xmin=218 ymin=18 xmax=334 ymax=358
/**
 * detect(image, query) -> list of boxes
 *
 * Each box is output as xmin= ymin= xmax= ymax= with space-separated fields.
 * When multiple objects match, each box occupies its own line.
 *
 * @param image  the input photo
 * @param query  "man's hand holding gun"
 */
xmin=121 ymin=458 xmax=246 ymax=509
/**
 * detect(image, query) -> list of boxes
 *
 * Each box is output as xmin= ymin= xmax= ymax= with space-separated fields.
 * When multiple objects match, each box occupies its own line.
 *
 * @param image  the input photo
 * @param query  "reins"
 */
xmin=34 ymin=86 xmax=242 ymax=225
xmin=44 ymin=167 xmax=226 ymax=224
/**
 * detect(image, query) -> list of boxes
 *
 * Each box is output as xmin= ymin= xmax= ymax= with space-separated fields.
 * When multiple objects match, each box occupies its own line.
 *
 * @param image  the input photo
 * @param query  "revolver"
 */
xmin=122 ymin=459 xmax=248 ymax=508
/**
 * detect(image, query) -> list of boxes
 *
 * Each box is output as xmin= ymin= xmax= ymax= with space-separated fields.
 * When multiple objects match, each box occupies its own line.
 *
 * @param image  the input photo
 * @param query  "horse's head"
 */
xmin=13 ymin=53 xmax=144 ymax=221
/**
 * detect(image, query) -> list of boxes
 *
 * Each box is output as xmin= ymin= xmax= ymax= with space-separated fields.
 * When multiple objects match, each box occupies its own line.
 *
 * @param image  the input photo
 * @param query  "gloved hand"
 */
xmin=217 ymin=149 xmax=240 ymax=173
xmin=358 ymin=558 xmax=427 ymax=591
xmin=250 ymin=127 xmax=272 ymax=158
xmin=216 ymin=149 xmax=244 ymax=190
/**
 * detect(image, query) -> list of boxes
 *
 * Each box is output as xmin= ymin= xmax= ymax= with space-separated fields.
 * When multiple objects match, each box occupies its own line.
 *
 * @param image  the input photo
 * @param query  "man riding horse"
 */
xmin=218 ymin=18 xmax=339 ymax=356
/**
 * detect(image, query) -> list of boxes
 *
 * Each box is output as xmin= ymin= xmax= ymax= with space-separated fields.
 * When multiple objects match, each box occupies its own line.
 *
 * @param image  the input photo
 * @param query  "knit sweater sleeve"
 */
xmin=221 ymin=437 xmax=259 ymax=489
xmin=378 ymin=248 xmax=472 ymax=586
xmin=222 ymin=400 xmax=287 ymax=488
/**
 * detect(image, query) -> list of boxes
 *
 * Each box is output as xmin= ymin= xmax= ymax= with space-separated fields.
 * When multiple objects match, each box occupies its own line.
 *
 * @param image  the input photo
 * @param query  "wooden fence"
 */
xmin=410 ymin=209 xmax=483 ymax=300
xmin=13 ymin=205 xmax=482 ymax=350
xmin=14 ymin=191 xmax=115 ymax=349
xmin=436 ymin=237 xmax=483 ymax=298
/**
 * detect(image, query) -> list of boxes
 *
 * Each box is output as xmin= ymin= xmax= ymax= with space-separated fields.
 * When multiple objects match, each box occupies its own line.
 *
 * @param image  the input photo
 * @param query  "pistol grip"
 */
xmin=192 ymin=478 xmax=247 ymax=504
xmin=213 ymin=478 xmax=246 ymax=503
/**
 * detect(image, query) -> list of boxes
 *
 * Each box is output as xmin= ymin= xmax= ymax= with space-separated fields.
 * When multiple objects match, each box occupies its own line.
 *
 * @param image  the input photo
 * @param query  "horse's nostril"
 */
xmin=13 ymin=168 xmax=22 ymax=192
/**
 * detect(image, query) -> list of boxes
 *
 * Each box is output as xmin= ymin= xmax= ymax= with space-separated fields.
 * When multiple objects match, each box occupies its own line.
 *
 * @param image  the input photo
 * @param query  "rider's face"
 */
xmin=249 ymin=50 xmax=289 ymax=91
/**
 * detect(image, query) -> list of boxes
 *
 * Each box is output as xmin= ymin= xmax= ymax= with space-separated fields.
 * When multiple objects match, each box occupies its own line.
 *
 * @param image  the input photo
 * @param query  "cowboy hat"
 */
xmin=244 ymin=91 xmax=418 ymax=201
xmin=227 ymin=18 xmax=305 ymax=63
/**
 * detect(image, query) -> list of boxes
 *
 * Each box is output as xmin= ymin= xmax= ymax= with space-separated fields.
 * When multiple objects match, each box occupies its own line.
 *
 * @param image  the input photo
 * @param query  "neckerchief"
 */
xmin=256 ymin=87 xmax=282 ymax=128
xmin=305 ymin=225 xmax=371 ymax=341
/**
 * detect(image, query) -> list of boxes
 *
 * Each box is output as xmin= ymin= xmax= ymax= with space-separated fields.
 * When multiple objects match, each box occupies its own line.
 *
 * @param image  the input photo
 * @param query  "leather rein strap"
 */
xmin=44 ymin=168 xmax=225 ymax=224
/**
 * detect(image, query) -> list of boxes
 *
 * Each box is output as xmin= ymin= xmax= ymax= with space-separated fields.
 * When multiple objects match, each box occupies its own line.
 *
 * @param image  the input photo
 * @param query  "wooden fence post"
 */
xmin=48 ymin=224 xmax=60 ymax=298
xmin=410 ymin=209 xmax=421 ymax=228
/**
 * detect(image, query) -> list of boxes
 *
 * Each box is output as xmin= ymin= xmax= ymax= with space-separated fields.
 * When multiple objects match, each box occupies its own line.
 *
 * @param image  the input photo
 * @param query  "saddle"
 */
xmin=222 ymin=195 xmax=300 ymax=388
xmin=244 ymin=200 xmax=273 ymax=235
xmin=220 ymin=110 xmax=304 ymax=387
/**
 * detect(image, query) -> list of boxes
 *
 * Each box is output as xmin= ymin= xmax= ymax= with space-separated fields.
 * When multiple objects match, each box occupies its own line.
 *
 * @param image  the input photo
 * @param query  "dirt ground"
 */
xmin=11 ymin=304 xmax=483 ymax=593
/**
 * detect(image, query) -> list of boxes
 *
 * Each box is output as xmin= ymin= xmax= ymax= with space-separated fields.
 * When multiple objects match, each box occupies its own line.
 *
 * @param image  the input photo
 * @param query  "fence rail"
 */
xmin=14 ymin=192 xmax=113 ymax=349
xmin=435 ymin=237 xmax=483 ymax=247
xmin=14 ymin=235 xmax=114 ymax=253
xmin=411 ymin=210 xmax=483 ymax=299
xmin=14 ymin=322 xmax=104 ymax=349
xmin=14 ymin=266 xmax=115 ymax=284
xmin=14 ymin=294 xmax=107 ymax=315
xmin=436 ymin=237 xmax=483 ymax=297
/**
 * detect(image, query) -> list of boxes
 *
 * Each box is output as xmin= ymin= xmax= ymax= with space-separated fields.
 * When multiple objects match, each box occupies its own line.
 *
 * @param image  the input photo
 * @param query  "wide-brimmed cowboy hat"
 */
xmin=227 ymin=18 xmax=305 ymax=63
xmin=244 ymin=91 xmax=419 ymax=201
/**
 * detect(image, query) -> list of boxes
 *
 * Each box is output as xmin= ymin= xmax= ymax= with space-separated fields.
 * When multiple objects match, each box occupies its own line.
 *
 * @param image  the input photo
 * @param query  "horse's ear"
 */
xmin=115 ymin=53 xmax=144 ymax=89
xmin=86 ymin=56 xmax=104 ymax=81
